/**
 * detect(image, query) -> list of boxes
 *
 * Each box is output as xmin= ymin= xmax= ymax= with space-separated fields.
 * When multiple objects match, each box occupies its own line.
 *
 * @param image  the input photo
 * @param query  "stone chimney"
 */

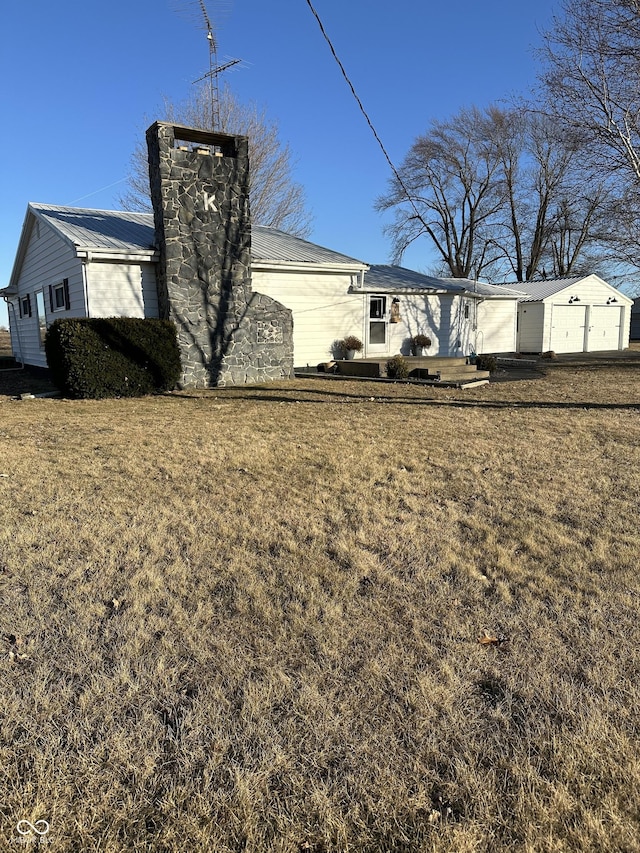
xmin=146 ymin=121 xmax=293 ymax=387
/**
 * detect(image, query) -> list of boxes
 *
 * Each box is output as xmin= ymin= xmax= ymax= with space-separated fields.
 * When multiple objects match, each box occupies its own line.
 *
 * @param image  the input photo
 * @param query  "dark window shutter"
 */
xmin=63 ymin=278 xmax=70 ymax=310
xmin=49 ymin=285 xmax=54 ymax=312
xmin=27 ymin=294 xmax=32 ymax=317
xmin=18 ymin=298 xmax=22 ymax=319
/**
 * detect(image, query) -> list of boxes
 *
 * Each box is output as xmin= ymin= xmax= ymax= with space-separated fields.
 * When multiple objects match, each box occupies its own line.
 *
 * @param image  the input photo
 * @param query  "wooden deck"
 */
xmin=300 ymin=356 xmax=491 ymax=388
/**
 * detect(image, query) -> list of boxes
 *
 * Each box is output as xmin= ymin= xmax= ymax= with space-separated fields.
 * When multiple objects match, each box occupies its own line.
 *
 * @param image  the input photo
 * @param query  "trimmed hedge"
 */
xmin=45 ymin=318 xmax=182 ymax=399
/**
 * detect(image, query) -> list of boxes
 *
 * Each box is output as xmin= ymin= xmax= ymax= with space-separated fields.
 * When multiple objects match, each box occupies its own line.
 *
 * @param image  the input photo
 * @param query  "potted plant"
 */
xmin=411 ymin=333 xmax=432 ymax=356
xmin=341 ymin=335 xmax=363 ymax=360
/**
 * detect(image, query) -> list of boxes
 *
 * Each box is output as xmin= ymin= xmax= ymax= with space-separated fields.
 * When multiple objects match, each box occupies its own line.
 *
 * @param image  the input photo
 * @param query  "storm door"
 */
xmin=367 ymin=295 xmax=388 ymax=353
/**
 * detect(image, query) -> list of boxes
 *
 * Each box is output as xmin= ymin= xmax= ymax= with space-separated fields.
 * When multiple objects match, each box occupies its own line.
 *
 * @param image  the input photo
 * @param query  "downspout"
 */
xmin=359 ymin=269 xmax=367 ymax=357
xmin=81 ymin=255 xmax=91 ymax=316
xmin=473 ymin=279 xmax=479 ymax=356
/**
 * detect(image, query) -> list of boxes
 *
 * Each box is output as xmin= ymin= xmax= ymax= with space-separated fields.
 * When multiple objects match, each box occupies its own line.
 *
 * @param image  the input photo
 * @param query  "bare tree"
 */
xmin=539 ymin=0 xmax=640 ymax=185
xmin=376 ymin=107 xmax=506 ymax=278
xmin=487 ymin=106 xmax=610 ymax=280
xmin=538 ymin=0 xmax=640 ymax=268
xmin=377 ymin=105 xmax=610 ymax=281
xmin=120 ymin=84 xmax=313 ymax=237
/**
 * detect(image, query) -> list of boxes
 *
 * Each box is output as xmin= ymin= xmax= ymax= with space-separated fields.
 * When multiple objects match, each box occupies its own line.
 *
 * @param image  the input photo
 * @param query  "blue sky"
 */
xmin=0 ymin=0 xmax=559 ymax=327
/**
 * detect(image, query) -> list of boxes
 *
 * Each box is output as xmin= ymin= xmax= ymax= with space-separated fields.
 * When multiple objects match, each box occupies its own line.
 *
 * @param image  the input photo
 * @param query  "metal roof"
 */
xmin=251 ymin=225 xmax=366 ymax=268
xmin=363 ymin=265 xmax=466 ymax=293
xmin=364 ymin=266 xmax=523 ymax=298
xmin=27 ymin=204 xmax=366 ymax=268
xmin=505 ymin=277 xmax=584 ymax=303
xmin=30 ymin=203 xmax=157 ymax=254
xmin=441 ymin=277 xmax=526 ymax=297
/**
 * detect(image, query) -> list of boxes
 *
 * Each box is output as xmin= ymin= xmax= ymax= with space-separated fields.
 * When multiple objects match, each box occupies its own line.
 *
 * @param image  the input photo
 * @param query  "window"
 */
xmin=370 ymin=296 xmax=386 ymax=320
xmin=49 ymin=279 xmax=70 ymax=312
xmin=19 ymin=294 xmax=32 ymax=318
xmin=35 ymin=290 xmax=47 ymax=349
xmin=464 ymin=303 xmax=470 ymax=319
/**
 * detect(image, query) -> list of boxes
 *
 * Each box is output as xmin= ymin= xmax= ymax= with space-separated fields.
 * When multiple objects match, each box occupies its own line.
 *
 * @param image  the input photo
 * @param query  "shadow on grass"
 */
xmin=169 ymin=383 xmax=640 ymax=412
xmin=0 ymin=365 xmax=58 ymax=398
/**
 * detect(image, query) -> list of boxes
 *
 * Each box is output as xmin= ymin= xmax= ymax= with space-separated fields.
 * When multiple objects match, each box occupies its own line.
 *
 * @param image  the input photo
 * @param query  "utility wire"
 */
xmin=304 ymin=0 xmax=428 ymax=230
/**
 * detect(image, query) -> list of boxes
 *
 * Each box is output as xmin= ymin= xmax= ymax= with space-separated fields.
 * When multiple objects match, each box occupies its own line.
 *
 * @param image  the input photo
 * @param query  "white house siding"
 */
xmin=10 ymin=218 xmax=85 ymax=367
xmin=251 ymin=269 xmax=364 ymax=365
xmin=631 ymin=298 xmax=640 ymax=339
xmin=87 ymin=261 xmax=159 ymax=319
xmin=476 ymin=300 xmax=517 ymax=353
xmin=385 ymin=294 xmax=471 ymax=356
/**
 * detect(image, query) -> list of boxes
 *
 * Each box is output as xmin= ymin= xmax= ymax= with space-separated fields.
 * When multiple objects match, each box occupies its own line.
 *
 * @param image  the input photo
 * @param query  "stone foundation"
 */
xmin=146 ymin=121 xmax=293 ymax=387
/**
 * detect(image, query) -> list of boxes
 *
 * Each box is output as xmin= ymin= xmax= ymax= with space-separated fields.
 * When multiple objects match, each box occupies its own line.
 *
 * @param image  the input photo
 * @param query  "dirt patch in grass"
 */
xmin=1 ymin=364 xmax=639 ymax=851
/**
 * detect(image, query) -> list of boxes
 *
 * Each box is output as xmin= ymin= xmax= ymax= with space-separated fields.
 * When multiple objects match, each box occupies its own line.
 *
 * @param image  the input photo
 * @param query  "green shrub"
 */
xmin=386 ymin=354 xmax=409 ymax=380
xmin=45 ymin=318 xmax=181 ymax=399
xmin=476 ymin=353 xmax=498 ymax=373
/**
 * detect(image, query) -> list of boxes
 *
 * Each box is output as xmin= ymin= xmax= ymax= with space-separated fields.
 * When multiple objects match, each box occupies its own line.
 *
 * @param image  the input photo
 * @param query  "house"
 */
xmin=1 ymin=203 xmax=371 ymax=370
xmin=631 ymin=297 xmax=640 ymax=340
xmin=1 ymin=203 xmax=524 ymax=370
xmin=513 ymin=276 xmax=633 ymax=354
xmin=2 ymin=203 xmax=632 ymax=373
xmin=2 ymin=204 xmax=161 ymax=369
xmin=351 ymin=266 xmax=522 ymax=359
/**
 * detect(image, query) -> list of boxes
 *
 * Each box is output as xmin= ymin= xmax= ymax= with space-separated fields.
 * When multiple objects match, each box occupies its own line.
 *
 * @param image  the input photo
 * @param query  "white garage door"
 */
xmin=587 ymin=305 xmax=622 ymax=351
xmin=550 ymin=305 xmax=587 ymax=353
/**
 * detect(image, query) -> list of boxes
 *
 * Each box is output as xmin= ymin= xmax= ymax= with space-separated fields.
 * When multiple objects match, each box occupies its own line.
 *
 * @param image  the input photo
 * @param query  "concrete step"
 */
xmin=409 ymin=356 xmax=470 ymax=368
xmin=438 ymin=371 xmax=491 ymax=382
xmin=325 ymin=357 xmax=491 ymax=384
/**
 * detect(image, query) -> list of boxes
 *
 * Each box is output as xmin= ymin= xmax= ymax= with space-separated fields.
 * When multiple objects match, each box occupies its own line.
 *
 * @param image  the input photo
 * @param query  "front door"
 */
xmin=367 ymin=295 xmax=388 ymax=354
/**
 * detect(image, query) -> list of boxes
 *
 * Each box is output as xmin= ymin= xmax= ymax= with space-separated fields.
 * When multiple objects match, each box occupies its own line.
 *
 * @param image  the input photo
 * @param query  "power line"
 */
xmin=303 ymin=0 xmax=428 ymax=232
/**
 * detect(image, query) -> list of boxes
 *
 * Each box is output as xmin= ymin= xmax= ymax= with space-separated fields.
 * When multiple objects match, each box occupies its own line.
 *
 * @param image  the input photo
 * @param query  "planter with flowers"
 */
xmin=341 ymin=335 xmax=363 ymax=360
xmin=411 ymin=334 xmax=432 ymax=356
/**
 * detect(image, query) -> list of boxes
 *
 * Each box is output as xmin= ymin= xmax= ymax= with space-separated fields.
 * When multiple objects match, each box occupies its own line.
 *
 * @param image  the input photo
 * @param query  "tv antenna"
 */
xmin=186 ymin=0 xmax=242 ymax=130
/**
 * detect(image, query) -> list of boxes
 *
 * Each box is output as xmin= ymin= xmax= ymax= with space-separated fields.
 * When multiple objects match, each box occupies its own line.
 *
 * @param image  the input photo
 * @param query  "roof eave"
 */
xmin=76 ymin=248 xmax=160 ymax=263
xmin=358 ymin=285 xmax=460 ymax=295
xmin=8 ymin=207 xmax=37 ymax=291
xmin=251 ymin=260 xmax=368 ymax=274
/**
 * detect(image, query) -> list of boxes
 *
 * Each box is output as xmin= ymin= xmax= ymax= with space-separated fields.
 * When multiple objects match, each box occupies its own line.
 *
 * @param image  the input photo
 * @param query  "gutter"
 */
xmin=251 ymin=260 xmax=369 ymax=275
xmin=76 ymin=248 xmax=159 ymax=263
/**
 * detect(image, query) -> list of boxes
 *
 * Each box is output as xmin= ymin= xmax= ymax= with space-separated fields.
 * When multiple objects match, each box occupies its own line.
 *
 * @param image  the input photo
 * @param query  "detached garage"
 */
xmin=516 ymin=275 xmax=633 ymax=354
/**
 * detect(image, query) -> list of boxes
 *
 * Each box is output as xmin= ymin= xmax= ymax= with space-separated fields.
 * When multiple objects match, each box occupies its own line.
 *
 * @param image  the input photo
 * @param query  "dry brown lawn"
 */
xmin=1 ymin=360 xmax=639 ymax=851
xmin=0 ymin=328 xmax=12 ymax=356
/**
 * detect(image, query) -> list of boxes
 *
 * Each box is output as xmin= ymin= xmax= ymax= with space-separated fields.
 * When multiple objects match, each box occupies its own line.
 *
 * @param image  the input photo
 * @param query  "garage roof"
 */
xmin=509 ymin=277 xmax=583 ymax=303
